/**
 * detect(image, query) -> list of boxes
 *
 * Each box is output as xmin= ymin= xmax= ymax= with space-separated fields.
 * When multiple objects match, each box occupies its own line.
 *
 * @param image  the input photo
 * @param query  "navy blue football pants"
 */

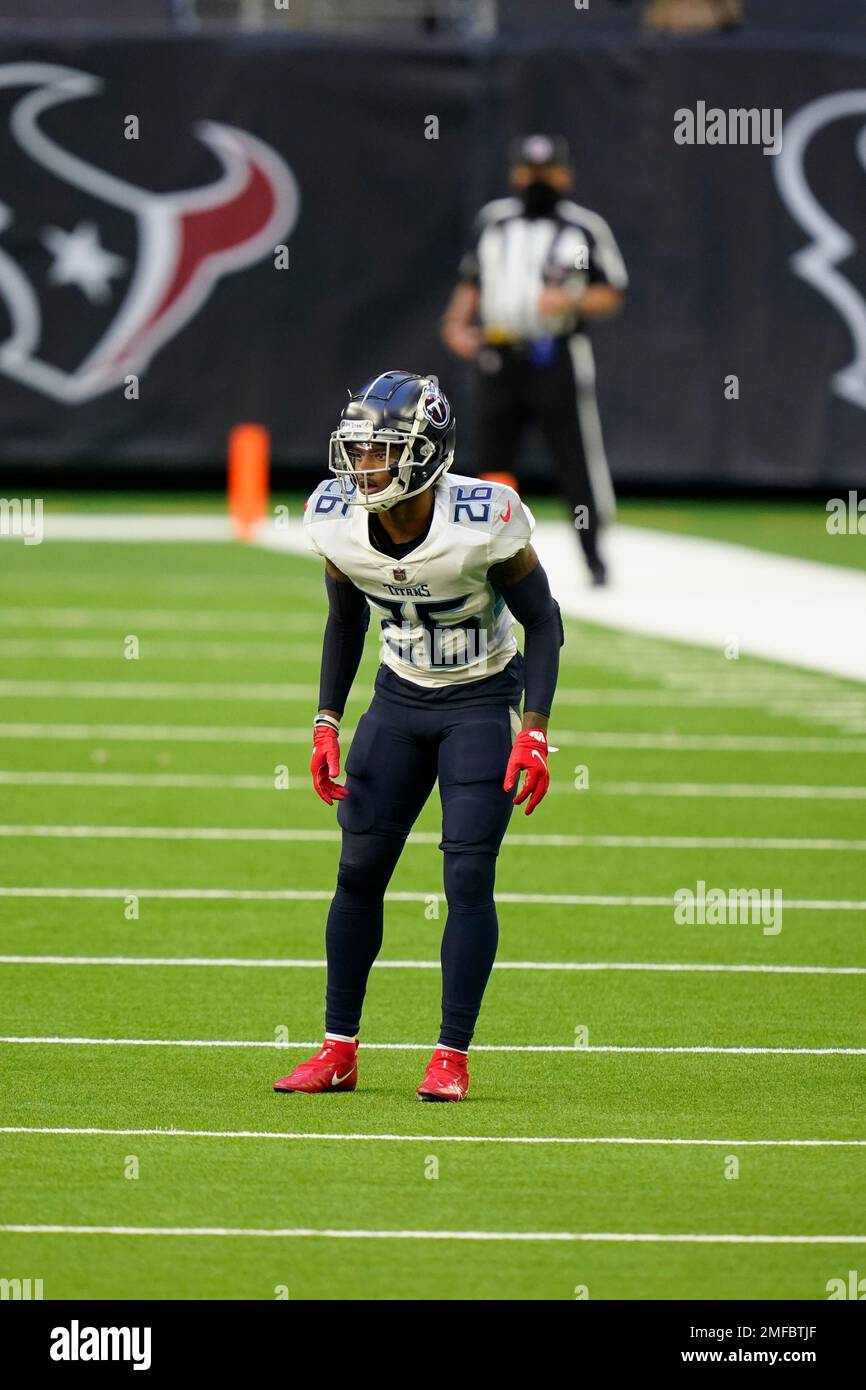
xmin=325 ymin=692 xmax=519 ymax=1051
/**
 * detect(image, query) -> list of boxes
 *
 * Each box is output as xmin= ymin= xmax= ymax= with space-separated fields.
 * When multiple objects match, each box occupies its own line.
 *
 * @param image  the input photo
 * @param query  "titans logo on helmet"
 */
xmin=422 ymin=385 xmax=451 ymax=428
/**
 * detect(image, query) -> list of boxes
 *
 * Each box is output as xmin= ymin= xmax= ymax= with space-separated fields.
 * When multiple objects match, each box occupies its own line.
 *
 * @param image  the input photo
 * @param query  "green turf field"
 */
xmin=0 ymin=507 xmax=864 ymax=1300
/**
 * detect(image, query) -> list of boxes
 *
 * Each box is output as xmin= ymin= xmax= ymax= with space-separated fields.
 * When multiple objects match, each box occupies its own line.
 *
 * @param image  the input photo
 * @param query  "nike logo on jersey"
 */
xmin=499 ymin=500 xmax=512 ymax=522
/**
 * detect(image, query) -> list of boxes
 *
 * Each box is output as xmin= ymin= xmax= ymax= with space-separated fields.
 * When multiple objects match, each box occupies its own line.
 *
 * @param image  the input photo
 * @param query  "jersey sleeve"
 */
xmin=303 ymin=479 xmax=347 ymax=560
xmin=585 ymin=217 xmax=628 ymax=290
xmin=487 ymin=485 xmax=535 ymax=566
xmin=557 ymin=202 xmax=628 ymax=291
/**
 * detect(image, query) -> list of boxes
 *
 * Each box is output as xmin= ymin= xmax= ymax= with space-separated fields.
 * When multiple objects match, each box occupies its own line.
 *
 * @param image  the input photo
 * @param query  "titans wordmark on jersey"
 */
xmin=303 ymin=472 xmax=534 ymax=688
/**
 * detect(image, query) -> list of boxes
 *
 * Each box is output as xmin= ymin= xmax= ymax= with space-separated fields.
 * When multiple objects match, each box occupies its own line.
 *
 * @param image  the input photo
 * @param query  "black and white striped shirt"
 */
xmin=459 ymin=196 xmax=628 ymax=342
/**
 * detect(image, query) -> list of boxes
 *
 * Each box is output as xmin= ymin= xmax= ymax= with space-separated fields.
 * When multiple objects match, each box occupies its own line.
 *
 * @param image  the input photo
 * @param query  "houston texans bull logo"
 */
xmin=0 ymin=62 xmax=299 ymax=403
xmin=774 ymin=90 xmax=866 ymax=411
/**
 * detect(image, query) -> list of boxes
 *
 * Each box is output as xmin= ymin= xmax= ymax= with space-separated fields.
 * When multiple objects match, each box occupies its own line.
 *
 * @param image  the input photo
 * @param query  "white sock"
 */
xmin=325 ymin=1032 xmax=357 ymax=1044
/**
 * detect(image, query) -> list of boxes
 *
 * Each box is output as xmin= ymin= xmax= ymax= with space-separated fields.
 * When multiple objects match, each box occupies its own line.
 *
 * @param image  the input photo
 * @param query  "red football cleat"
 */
xmin=273 ymin=1038 xmax=358 ymax=1094
xmin=416 ymin=1047 xmax=469 ymax=1102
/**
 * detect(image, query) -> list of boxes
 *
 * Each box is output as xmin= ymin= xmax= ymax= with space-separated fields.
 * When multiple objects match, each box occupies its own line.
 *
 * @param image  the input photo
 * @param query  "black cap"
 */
xmin=509 ymin=133 xmax=570 ymax=169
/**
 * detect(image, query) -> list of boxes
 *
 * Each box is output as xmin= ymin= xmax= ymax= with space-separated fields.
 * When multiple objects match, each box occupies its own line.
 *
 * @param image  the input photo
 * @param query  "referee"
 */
xmin=441 ymin=134 xmax=627 ymax=585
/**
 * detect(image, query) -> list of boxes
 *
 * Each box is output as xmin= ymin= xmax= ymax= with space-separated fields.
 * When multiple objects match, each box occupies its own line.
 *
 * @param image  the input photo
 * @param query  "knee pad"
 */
xmin=336 ymin=835 xmax=398 ymax=904
xmin=443 ymin=852 xmax=497 ymax=912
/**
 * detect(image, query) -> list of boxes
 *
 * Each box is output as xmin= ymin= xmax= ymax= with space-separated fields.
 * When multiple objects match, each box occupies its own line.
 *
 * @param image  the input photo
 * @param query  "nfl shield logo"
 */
xmin=393 ymin=567 xmax=407 ymax=581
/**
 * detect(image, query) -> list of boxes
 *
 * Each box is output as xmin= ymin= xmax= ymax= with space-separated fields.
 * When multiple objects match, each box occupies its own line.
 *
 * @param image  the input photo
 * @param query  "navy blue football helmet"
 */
xmin=328 ymin=370 xmax=456 ymax=513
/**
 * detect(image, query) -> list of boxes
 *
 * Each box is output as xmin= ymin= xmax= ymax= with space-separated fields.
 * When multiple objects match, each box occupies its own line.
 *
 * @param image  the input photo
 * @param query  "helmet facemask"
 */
xmin=328 ymin=418 xmax=440 ymax=514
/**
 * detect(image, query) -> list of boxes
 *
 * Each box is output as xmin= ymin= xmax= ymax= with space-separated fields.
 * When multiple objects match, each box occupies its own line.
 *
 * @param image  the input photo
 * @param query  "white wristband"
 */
xmin=314 ymin=713 xmax=340 ymax=733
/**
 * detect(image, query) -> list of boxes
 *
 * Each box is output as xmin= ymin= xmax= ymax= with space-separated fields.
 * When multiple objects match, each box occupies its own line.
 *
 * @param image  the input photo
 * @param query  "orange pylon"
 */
xmin=228 ymin=423 xmax=270 ymax=541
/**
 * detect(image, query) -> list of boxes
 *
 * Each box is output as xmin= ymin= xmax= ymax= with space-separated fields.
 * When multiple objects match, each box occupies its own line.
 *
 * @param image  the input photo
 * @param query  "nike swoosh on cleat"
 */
xmin=331 ymin=1068 xmax=354 ymax=1086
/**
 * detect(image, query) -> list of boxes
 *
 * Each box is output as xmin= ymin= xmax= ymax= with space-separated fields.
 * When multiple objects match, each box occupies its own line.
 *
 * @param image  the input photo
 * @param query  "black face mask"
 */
xmin=521 ymin=179 xmax=560 ymax=217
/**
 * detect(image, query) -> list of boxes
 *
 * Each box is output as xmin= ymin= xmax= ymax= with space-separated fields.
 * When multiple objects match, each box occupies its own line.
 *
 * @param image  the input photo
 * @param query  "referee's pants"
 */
xmin=475 ymin=332 xmax=616 ymax=573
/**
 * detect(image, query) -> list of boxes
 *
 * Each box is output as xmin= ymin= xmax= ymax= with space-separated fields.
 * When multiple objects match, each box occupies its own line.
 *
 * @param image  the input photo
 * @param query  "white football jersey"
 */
xmin=303 ymin=471 xmax=534 ymax=688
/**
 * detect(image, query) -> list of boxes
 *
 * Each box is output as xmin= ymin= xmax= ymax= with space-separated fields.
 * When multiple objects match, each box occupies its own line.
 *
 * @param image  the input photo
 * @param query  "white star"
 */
xmin=41 ymin=221 xmax=126 ymax=304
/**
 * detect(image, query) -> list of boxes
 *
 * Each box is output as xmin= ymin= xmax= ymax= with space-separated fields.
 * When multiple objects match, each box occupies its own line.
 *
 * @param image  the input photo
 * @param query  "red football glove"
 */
xmin=310 ymin=725 xmax=349 ymax=805
xmin=503 ymin=728 xmax=550 ymax=816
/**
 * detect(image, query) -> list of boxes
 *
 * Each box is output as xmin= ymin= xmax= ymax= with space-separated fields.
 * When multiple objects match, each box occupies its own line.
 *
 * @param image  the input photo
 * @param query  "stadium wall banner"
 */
xmin=0 ymin=34 xmax=862 ymax=489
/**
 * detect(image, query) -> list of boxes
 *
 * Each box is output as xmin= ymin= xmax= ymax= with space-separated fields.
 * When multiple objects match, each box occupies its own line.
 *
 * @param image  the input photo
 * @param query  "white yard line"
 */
xmin=0 ymin=640 xmax=319 ymax=662
xmin=3 ymin=722 xmax=866 ymax=752
xmin=0 ymin=824 xmax=862 ymax=851
xmin=0 ymin=677 xmax=864 ymax=716
xmin=5 ymin=725 xmax=866 ymax=756
xmin=0 ymin=722 xmax=306 ymax=744
xmin=1 ymin=1037 xmax=862 ymax=1055
xmin=0 ymin=680 xmax=319 ymax=702
xmin=3 ymin=638 xmax=853 ymax=682
xmin=1 ymin=770 xmax=864 ymax=800
xmin=0 ymin=570 xmax=312 ymax=596
xmin=573 ymin=732 xmax=866 ymax=752
xmin=0 ymin=607 xmax=318 ymax=633
xmin=1 ymin=956 xmax=863 ymax=975
xmin=2 ymin=1125 xmax=862 ymax=1148
xmin=0 ymin=1222 xmax=862 ymax=1244
xmin=595 ymin=781 xmax=866 ymax=800
xmin=0 ymin=886 xmax=862 ymax=909
xmin=0 ymin=771 xmax=290 ymax=790
xmin=0 ymin=514 xmax=234 ymax=542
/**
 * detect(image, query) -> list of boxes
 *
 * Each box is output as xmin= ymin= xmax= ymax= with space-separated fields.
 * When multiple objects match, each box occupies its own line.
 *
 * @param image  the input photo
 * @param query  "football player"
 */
xmin=273 ymin=370 xmax=563 ymax=1101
